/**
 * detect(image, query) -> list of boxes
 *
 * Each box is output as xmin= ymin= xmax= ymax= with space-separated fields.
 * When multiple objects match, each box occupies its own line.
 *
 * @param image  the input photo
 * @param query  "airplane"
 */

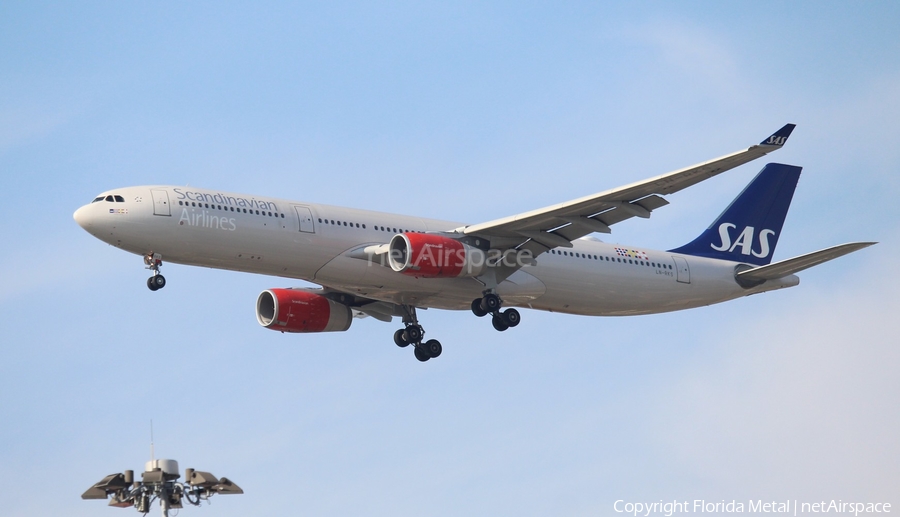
xmin=73 ymin=124 xmax=874 ymax=362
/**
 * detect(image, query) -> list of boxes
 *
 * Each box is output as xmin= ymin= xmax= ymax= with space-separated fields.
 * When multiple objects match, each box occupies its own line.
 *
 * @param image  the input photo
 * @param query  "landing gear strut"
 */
xmin=394 ymin=305 xmax=442 ymax=362
xmin=472 ymin=292 xmax=520 ymax=332
xmin=144 ymin=252 xmax=166 ymax=291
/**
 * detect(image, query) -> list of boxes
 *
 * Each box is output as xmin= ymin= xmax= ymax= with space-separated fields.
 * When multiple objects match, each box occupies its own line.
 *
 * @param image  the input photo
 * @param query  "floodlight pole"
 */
xmin=82 ymin=458 xmax=243 ymax=516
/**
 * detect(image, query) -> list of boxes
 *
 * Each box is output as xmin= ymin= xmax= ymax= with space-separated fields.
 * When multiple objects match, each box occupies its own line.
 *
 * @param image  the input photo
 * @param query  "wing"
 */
xmin=459 ymin=124 xmax=796 ymax=256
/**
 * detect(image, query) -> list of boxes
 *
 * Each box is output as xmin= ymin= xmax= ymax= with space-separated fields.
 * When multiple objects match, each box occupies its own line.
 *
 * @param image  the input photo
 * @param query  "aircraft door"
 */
xmin=293 ymin=205 xmax=315 ymax=233
xmin=150 ymin=189 xmax=171 ymax=216
xmin=672 ymin=256 xmax=690 ymax=284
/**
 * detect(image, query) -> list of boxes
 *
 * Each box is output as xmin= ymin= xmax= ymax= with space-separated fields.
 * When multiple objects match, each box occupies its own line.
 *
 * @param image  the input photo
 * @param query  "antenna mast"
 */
xmin=150 ymin=420 xmax=155 ymax=462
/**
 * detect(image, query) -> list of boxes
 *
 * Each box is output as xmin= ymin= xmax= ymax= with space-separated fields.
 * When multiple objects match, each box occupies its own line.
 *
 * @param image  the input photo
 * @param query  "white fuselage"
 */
xmin=73 ymin=186 xmax=798 ymax=316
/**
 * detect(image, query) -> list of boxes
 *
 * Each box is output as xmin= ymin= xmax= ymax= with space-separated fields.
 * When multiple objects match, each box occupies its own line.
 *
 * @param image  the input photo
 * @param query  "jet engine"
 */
xmin=388 ymin=233 xmax=487 ymax=278
xmin=256 ymin=289 xmax=352 ymax=333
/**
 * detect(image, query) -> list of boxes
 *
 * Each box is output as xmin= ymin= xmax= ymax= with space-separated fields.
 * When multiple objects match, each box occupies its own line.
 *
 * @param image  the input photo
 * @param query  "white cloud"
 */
xmin=622 ymin=19 xmax=748 ymax=105
xmin=654 ymin=236 xmax=899 ymax=499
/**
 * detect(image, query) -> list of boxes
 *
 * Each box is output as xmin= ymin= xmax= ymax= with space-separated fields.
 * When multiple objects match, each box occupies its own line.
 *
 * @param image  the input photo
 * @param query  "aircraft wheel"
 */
xmin=393 ymin=329 xmax=410 ymax=348
xmin=414 ymin=347 xmax=431 ymax=362
xmin=492 ymin=314 xmax=509 ymax=332
xmin=405 ymin=325 xmax=423 ymax=342
xmin=471 ymin=298 xmax=488 ymax=317
xmin=152 ymin=275 xmax=166 ymax=289
xmin=482 ymin=293 xmax=501 ymax=312
xmin=502 ymin=308 xmax=520 ymax=327
xmin=147 ymin=277 xmax=159 ymax=291
xmin=500 ymin=308 xmax=520 ymax=327
xmin=424 ymin=339 xmax=442 ymax=358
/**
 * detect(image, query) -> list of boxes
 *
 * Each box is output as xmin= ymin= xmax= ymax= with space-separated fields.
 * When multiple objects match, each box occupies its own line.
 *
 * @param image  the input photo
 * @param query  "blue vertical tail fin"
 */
xmin=668 ymin=163 xmax=802 ymax=265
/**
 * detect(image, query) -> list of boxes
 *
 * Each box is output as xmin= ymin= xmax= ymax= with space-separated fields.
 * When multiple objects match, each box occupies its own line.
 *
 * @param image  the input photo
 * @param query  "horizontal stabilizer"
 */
xmin=735 ymin=242 xmax=876 ymax=287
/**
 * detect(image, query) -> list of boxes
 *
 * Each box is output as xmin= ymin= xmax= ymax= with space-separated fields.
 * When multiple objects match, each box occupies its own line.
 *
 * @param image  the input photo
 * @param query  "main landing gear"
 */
xmin=393 ymin=305 xmax=442 ymax=362
xmin=471 ymin=292 xmax=520 ymax=332
xmin=144 ymin=252 xmax=166 ymax=291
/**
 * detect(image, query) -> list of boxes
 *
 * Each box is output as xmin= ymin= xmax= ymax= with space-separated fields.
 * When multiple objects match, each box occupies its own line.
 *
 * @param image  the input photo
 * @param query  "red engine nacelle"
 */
xmin=388 ymin=233 xmax=486 ymax=278
xmin=256 ymin=289 xmax=352 ymax=333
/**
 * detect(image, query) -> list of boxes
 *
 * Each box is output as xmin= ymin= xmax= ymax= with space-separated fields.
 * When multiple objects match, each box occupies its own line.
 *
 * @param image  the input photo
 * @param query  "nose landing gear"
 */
xmin=144 ymin=252 xmax=166 ymax=291
xmin=471 ymin=292 xmax=520 ymax=332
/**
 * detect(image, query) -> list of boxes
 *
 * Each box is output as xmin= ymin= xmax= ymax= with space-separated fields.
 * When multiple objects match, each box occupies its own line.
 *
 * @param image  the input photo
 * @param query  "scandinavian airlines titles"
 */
xmin=173 ymin=187 xmax=282 ymax=232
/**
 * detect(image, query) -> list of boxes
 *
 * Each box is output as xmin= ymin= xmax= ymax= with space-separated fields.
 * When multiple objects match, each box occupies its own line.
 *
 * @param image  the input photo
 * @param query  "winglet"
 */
xmin=759 ymin=123 xmax=796 ymax=147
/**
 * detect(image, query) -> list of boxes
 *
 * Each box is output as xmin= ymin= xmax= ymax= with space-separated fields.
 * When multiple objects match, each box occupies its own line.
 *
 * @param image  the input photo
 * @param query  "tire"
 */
xmin=503 ymin=308 xmax=521 ymax=327
xmin=152 ymin=275 xmax=166 ymax=289
xmin=147 ymin=277 xmax=159 ymax=291
xmin=394 ymin=329 xmax=410 ymax=347
xmin=471 ymin=298 xmax=488 ymax=317
xmin=414 ymin=347 xmax=431 ymax=362
xmin=406 ymin=325 xmax=422 ymax=342
xmin=482 ymin=293 xmax=501 ymax=312
xmin=424 ymin=339 xmax=442 ymax=358
xmin=491 ymin=314 xmax=509 ymax=332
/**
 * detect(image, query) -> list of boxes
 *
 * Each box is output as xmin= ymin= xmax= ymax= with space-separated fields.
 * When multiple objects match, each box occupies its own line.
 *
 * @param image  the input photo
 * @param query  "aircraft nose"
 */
xmin=73 ymin=205 xmax=92 ymax=230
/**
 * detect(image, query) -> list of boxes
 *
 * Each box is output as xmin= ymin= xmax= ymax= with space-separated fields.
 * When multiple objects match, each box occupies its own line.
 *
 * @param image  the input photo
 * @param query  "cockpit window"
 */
xmin=114 ymin=195 xmax=125 ymax=202
xmin=105 ymin=195 xmax=114 ymax=202
xmin=92 ymin=196 xmax=105 ymax=203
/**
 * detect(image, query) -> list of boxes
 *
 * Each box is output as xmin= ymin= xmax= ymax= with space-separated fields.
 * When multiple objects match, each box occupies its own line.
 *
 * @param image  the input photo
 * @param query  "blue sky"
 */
xmin=1 ymin=2 xmax=898 ymax=516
